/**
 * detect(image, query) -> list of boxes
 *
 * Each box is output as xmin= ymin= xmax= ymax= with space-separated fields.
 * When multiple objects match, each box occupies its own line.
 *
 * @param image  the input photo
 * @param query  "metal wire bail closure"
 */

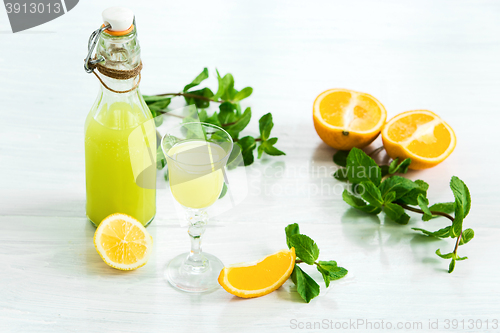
xmin=84 ymin=24 xmax=111 ymax=73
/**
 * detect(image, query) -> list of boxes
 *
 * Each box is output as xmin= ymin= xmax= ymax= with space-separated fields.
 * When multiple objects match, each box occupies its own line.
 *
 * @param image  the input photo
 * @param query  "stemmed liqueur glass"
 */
xmin=161 ymin=122 xmax=233 ymax=292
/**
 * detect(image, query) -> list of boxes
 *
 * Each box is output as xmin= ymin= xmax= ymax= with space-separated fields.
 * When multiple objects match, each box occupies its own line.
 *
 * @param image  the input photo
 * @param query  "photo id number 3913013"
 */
xmin=5 ymin=2 xmax=62 ymax=14
xmin=444 ymin=319 xmax=498 ymax=330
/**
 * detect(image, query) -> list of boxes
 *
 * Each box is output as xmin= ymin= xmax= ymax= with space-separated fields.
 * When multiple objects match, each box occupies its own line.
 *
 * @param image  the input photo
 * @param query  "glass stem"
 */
xmin=185 ymin=208 xmax=209 ymax=272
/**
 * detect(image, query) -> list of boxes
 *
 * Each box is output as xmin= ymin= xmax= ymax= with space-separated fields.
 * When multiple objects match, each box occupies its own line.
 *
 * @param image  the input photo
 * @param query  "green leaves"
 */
xmin=183 ymin=68 xmax=209 ymax=92
xmin=257 ymin=113 xmax=285 ymax=159
xmin=285 ymin=223 xmax=300 ymax=249
xmin=342 ymin=190 xmax=382 ymax=214
xmin=289 ymin=234 xmax=319 ymax=265
xmin=384 ymin=203 xmax=410 ymax=225
xmin=232 ymin=87 xmax=253 ymax=102
xmin=450 ymin=176 xmax=471 ymax=238
xmin=259 ymin=138 xmax=286 ymax=157
xmin=156 ymin=145 xmax=167 ymax=170
xmin=234 ymin=136 xmax=257 ymax=166
xmin=143 ymin=68 xmax=284 ymax=168
xmin=345 ymin=148 xmax=381 ymax=185
xmin=213 ymin=70 xmax=234 ymax=101
xmin=397 ymin=179 xmax=429 ymax=206
xmin=333 ymin=150 xmax=349 ymax=167
xmin=143 ymin=95 xmax=172 ymax=126
xmin=259 ymin=113 xmax=273 ymax=141
xmin=379 ymin=175 xmax=419 ymax=201
xmin=417 ymin=195 xmax=433 ymax=220
xmin=218 ymin=183 xmax=228 ymax=199
xmin=291 ymin=265 xmax=320 ymax=303
xmin=316 ymin=261 xmax=348 ymax=288
xmin=358 ymin=181 xmax=383 ymax=207
xmin=388 ymin=157 xmax=411 ymax=174
xmin=459 ymin=228 xmax=474 ymax=245
xmin=224 ymin=107 xmax=251 ymax=139
xmin=285 ymin=223 xmax=347 ymax=303
xmin=436 ymin=249 xmax=468 ymax=273
xmin=332 ymin=147 xmax=473 ymax=274
xmin=412 ymin=226 xmax=451 ymax=238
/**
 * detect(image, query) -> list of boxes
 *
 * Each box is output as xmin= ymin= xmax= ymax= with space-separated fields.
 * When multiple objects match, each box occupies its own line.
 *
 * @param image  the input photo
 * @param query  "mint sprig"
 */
xmin=143 ymin=68 xmax=285 ymax=168
xmin=285 ymin=223 xmax=348 ymax=303
xmin=333 ymin=148 xmax=473 ymax=273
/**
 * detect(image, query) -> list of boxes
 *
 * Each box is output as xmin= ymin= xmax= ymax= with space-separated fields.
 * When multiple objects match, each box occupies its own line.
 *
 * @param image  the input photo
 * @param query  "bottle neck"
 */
xmin=98 ymin=74 xmax=140 ymax=96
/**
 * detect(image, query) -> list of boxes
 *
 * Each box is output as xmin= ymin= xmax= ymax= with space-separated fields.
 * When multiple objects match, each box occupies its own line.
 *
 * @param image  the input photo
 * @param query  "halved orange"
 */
xmin=218 ymin=248 xmax=295 ymax=298
xmin=382 ymin=110 xmax=456 ymax=169
xmin=94 ymin=213 xmax=154 ymax=270
xmin=313 ymin=89 xmax=387 ymax=150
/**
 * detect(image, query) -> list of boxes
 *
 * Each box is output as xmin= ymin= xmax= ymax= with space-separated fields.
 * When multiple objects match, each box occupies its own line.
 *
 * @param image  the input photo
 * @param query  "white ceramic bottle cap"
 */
xmin=102 ymin=7 xmax=134 ymax=31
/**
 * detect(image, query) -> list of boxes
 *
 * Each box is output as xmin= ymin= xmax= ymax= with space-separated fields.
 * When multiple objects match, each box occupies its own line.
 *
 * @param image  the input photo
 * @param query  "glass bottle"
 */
xmin=84 ymin=12 xmax=156 ymax=227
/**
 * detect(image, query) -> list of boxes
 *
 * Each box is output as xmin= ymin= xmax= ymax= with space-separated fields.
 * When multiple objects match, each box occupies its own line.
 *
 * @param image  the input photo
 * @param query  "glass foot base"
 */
xmin=165 ymin=252 xmax=224 ymax=293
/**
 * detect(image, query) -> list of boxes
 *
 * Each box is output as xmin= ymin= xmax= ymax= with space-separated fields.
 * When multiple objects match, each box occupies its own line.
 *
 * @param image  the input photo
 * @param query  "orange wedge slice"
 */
xmin=382 ymin=110 xmax=456 ymax=169
xmin=313 ymin=89 xmax=387 ymax=150
xmin=94 ymin=213 xmax=153 ymax=270
xmin=218 ymin=248 xmax=295 ymax=298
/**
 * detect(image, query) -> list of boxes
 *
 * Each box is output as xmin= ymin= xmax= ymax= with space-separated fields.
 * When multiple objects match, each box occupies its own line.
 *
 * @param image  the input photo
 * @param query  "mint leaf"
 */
xmin=143 ymin=95 xmax=171 ymax=125
xmin=450 ymin=176 xmax=471 ymax=217
xmin=143 ymin=95 xmax=172 ymax=112
xmin=285 ymin=223 xmax=300 ymax=249
xmin=184 ymin=87 xmax=214 ymax=108
xmin=218 ymin=102 xmax=237 ymax=125
xmin=218 ymin=183 xmax=228 ymax=199
xmin=456 ymin=255 xmax=468 ymax=261
xmin=380 ymin=165 xmax=390 ymax=178
xmin=459 ymin=228 xmax=474 ymax=245
xmin=383 ymin=191 xmax=396 ymax=204
xmin=291 ymin=265 xmax=320 ymax=303
xmin=428 ymin=202 xmax=455 ymax=215
xmin=333 ymin=150 xmax=349 ymax=167
xmin=397 ymin=179 xmax=429 ymax=205
xmin=236 ymin=136 xmax=257 ymax=166
xmin=259 ymin=113 xmax=274 ymax=141
xmin=346 ymin=148 xmax=381 ymax=186
xmin=183 ymin=67 xmax=209 ymax=92
xmin=450 ymin=176 xmax=471 ymax=238
xmin=449 ymin=258 xmax=456 ymax=273
xmin=436 ymin=249 xmax=454 ymax=259
xmin=389 ymin=158 xmax=411 ymax=174
xmin=379 ymin=176 xmax=419 ymax=200
xmin=333 ymin=168 xmax=349 ymax=181
xmin=316 ymin=261 xmax=348 ymax=287
xmin=289 ymin=234 xmax=320 ymax=265
xmin=156 ymin=145 xmax=166 ymax=170
xmin=258 ymin=137 xmax=286 ymax=158
xmin=384 ymin=202 xmax=411 ymax=224
xmin=412 ymin=226 xmax=451 ymax=238
xmin=224 ymin=107 xmax=251 ymax=139
xmin=213 ymin=70 xmax=234 ymax=100
xmin=358 ymin=181 xmax=383 ymax=207
xmin=342 ymin=190 xmax=382 ymax=214
xmin=232 ymin=87 xmax=253 ymax=102
xmin=417 ymin=194 xmax=433 ymax=221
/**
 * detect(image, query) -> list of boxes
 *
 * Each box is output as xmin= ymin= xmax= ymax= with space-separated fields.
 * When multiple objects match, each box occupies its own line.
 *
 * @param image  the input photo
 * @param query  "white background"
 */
xmin=1 ymin=0 xmax=499 ymax=332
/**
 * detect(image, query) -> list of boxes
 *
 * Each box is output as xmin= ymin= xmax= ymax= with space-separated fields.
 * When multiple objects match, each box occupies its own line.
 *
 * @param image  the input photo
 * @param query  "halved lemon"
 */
xmin=382 ymin=110 xmax=456 ymax=170
xmin=218 ymin=248 xmax=295 ymax=298
xmin=94 ymin=213 xmax=153 ymax=270
xmin=313 ymin=89 xmax=387 ymax=150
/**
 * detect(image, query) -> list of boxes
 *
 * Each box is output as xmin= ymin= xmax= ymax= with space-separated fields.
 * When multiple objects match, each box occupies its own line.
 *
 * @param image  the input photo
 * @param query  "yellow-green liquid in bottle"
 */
xmin=85 ymin=102 xmax=156 ymax=226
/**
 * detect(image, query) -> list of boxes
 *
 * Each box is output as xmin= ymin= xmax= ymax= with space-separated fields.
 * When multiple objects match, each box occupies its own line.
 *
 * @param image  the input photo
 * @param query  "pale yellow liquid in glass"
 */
xmin=85 ymin=102 xmax=156 ymax=226
xmin=167 ymin=140 xmax=226 ymax=209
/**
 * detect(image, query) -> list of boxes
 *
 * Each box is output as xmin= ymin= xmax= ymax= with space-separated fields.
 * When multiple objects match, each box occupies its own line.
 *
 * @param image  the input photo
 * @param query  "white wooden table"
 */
xmin=1 ymin=1 xmax=499 ymax=332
